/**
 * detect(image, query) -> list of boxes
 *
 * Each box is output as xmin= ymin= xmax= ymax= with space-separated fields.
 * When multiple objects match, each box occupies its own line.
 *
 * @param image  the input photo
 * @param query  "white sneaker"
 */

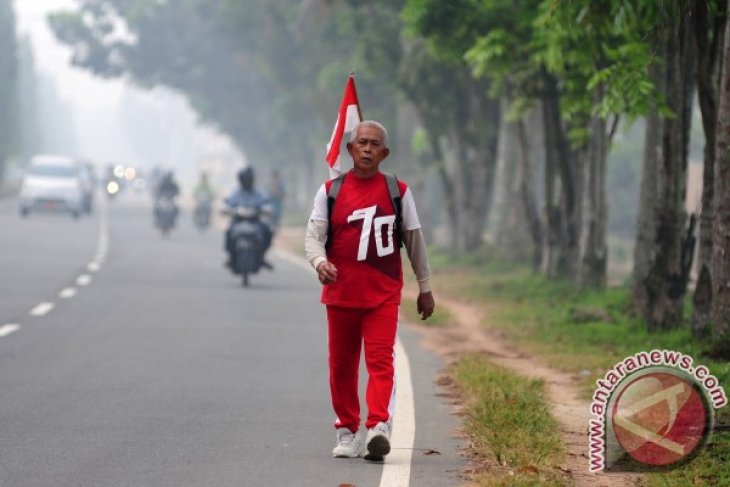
xmin=332 ymin=427 xmax=363 ymax=458
xmin=364 ymin=422 xmax=391 ymax=461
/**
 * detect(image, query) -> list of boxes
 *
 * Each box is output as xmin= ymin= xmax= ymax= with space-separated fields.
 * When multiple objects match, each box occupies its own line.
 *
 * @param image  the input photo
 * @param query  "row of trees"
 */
xmin=45 ymin=0 xmax=729 ymax=354
xmin=0 ymin=0 xmax=18 ymax=184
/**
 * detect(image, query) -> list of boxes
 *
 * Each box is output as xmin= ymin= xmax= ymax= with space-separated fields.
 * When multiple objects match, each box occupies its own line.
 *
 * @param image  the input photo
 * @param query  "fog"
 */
xmin=13 ymin=0 xmax=244 ymax=193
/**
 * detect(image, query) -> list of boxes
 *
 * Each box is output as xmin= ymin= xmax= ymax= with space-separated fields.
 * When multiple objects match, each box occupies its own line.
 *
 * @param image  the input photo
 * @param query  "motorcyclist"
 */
xmin=156 ymin=170 xmax=180 ymax=200
xmin=193 ymin=172 xmax=215 ymax=227
xmin=224 ymin=167 xmax=273 ymax=269
xmin=154 ymin=170 xmax=180 ymax=227
xmin=194 ymin=172 xmax=214 ymax=202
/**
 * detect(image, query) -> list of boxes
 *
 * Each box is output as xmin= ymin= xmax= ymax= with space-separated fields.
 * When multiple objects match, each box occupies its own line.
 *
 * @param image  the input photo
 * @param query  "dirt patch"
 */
xmin=404 ymin=293 xmax=643 ymax=487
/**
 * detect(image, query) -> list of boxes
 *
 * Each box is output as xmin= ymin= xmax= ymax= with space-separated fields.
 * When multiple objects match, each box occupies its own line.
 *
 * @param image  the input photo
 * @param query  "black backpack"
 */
xmin=326 ymin=172 xmax=404 ymax=249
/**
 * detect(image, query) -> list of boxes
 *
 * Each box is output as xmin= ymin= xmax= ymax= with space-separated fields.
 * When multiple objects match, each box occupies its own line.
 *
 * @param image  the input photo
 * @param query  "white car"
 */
xmin=19 ymin=155 xmax=85 ymax=219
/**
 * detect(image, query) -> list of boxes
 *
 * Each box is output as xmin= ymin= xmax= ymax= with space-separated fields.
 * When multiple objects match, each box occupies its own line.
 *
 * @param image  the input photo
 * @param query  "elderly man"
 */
xmin=305 ymin=120 xmax=435 ymax=462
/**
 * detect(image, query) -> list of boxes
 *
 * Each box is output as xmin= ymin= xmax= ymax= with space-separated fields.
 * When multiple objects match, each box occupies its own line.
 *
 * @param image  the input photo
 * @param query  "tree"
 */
xmin=398 ymin=41 xmax=500 ymax=252
xmin=690 ymin=0 xmax=727 ymax=338
xmin=48 ymin=0 xmax=414 ymax=207
xmin=0 ymin=0 xmax=18 ymax=184
xmin=632 ymin=1 xmax=696 ymax=330
xmin=710 ymin=1 xmax=730 ymax=356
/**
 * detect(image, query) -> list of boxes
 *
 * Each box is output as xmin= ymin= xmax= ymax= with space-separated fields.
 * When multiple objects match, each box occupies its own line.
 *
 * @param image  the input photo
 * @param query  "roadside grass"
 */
xmin=429 ymin=246 xmax=730 ymax=486
xmin=452 ymin=355 xmax=565 ymax=486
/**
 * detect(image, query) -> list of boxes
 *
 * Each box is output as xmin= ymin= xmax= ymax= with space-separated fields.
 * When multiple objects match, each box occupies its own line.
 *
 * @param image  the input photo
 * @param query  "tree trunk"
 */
xmin=632 ymin=97 xmax=662 ymax=315
xmin=632 ymin=3 xmax=696 ymax=330
xmin=541 ymin=72 xmax=582 ymax=280
xmin=491 ymin=99 xmax=520 ymax=246
xmin=580 ymin=94 xmax=615 ymax=288
xmin=464 ymin=89 xmax=500 ymax=251
xmin=691 ymin=0 xmax=726 ymax=338
xmin=516 ymin=117 xmax=543 ymax=271
xmin=710 ymin=2 xmax=730 ymax=357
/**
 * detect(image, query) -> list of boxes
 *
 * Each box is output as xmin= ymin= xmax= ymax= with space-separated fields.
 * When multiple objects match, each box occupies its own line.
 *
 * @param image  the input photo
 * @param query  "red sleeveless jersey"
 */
xmin=322 ymin=172 xmax=408 ymax=308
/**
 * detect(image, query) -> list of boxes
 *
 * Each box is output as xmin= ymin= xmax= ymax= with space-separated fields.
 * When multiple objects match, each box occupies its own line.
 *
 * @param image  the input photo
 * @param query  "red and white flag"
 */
xmin=325 ymin=74 xmax=361 ymax=179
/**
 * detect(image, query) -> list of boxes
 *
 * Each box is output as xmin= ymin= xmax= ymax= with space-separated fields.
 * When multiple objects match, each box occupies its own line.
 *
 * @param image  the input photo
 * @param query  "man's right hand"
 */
xmin=316 ymin=261 xmax=338 ymax=285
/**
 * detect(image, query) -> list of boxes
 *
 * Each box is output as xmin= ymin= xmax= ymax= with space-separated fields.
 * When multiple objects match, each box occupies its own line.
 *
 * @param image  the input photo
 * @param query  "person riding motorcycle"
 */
xmin=193 ymin=172 xmax=215 ymax=228
xmin=223 ymin=167 xmax=273 ymax=269
xmin=154 ymin=170 xmax=180 ymax=228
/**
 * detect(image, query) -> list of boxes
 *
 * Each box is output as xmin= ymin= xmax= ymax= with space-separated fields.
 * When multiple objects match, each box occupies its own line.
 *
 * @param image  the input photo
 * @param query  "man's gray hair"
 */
xmin=350 ymin=120 xmax=389 ymax=148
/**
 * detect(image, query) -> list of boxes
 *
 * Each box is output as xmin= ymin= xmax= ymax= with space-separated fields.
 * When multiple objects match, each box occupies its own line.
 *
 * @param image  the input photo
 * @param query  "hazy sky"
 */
xmin=13 ymin=0 xmax=243 ymax=186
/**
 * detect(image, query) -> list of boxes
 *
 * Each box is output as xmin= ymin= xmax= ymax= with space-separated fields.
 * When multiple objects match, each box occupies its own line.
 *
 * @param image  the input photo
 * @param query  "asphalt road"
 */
xmin=0 ymin=191 xmax=462 ymax=487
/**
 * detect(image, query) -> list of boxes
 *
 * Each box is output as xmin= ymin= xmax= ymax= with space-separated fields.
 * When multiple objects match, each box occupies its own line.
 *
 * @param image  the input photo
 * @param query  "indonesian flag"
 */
xmin=325 ymin=74 xmax=362 ymax=179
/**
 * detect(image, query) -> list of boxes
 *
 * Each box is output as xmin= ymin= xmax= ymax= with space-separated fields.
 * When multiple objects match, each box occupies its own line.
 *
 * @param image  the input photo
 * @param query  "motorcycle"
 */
xmin=222 ymin=205 xmax=268 ymax=287
xmin=193 ymin=195 xmax=213 ymax=231
xmin=155 ymin=197 xmax=178 ymax=237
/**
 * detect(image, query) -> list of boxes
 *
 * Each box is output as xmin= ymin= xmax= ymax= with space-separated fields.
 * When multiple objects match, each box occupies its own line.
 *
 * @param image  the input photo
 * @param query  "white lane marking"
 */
xmin=87 ymin=262 xmax=101 ymax=272
xmin=76 ymin=274 xmax=92 ymax=286
xmin=59 ymin=287 xmax=78 ymax=299
xmin=0 ymin=324 xmax=21 ymax=337
xmin=30 ymin=302 xmax=55 ymax=317
xmin=379 ymin=336 xmax=415 ymax=487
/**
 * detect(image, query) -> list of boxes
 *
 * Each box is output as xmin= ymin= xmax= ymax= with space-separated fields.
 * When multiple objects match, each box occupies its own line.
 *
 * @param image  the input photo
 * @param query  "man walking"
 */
xmin=305 ymin=120 xmax=435 ymax=461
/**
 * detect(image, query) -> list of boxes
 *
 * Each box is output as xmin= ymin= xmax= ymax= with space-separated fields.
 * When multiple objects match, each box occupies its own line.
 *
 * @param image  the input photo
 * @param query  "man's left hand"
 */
xmin=417 ymin=291 xmax=435 ymax=320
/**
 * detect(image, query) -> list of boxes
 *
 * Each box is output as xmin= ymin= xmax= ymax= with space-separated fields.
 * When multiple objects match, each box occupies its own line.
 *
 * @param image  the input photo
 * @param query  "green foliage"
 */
xmin=48 ymin=0 xmax=407 ymax=177
xmin=408 ymin=0 xmax=664 ymax=144
xmin=453 ymin=355 xmax=565 ymax=485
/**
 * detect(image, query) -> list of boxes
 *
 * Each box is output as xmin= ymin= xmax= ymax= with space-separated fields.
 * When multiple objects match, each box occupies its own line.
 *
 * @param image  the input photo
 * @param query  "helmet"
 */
xmin=238 ymin=167 xmax=254 ymax=189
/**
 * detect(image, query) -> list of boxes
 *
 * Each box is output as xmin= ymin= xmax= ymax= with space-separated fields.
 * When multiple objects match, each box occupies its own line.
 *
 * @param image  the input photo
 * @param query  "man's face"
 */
xmin=347 ymin=125 xmax=390 ymax=175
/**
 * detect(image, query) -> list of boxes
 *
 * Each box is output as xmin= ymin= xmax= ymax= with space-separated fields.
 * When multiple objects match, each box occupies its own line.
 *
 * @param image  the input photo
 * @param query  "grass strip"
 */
xmin=452 ymin=355 xmax=565 ymax=486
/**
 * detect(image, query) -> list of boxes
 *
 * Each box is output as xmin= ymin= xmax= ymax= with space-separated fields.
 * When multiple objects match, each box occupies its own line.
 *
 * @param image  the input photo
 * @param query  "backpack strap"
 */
xmin=383 ymin=172 xmax=404 ymax=248
xmin=325 ymin=174 xmax=346 ymax=250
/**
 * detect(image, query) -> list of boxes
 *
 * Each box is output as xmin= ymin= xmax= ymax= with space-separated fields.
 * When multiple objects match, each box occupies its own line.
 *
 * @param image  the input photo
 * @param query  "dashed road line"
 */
xmin=30 ymin=302 xmax=55 ymax=317
xmin=87 ymin=262 xmax=101 ymax=272
xmin=0 ymin=324 xmax=21 ymax=337
xmin=59 ymin=287 xmax=78 ymax=299
xmin=76 ymin=274 xmax=92 ymax=286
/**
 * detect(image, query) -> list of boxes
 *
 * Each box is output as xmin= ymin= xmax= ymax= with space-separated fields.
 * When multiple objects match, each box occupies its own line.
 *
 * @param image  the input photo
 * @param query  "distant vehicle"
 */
xmin=154 ymin=197 xmax=178 ymax=237
xmin=18 ymin=155 xmax=85 ymax=219
xmin=193 ymin=194 xmax=213 ymax=231
xmin=222 ymin=205 xmax=267 ymax=287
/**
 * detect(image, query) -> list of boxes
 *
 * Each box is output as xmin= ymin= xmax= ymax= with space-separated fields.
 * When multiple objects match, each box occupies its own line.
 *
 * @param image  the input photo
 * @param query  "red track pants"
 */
xmin=326 ymin=302 xmax=398 ymax=432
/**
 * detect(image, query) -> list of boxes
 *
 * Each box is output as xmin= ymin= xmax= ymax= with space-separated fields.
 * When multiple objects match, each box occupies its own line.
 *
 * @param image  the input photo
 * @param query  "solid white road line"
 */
xmin=30 ymin=302 xmax=55 ymax=317
xmin=379 ymin=336 xmax=415 ymax=487
xmin=59 ymin=287 xmax=78 ymax=299
xmin=76 ymin=274 xmax=92 ymax=286
xmin=0 ymin=324 xmax=21 ymax=337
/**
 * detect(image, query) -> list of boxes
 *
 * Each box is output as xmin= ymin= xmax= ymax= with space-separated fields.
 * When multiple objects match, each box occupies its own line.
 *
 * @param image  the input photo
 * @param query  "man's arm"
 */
xmin=403 ymin=228 xmax=435 ymax=320
xmin=304 ymin=184 xmax=338 ymax=284
xmin=305 ymin=218 xmax=328 ymax=271
xmin=403 ymin=228 xmax=431 ymax=293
